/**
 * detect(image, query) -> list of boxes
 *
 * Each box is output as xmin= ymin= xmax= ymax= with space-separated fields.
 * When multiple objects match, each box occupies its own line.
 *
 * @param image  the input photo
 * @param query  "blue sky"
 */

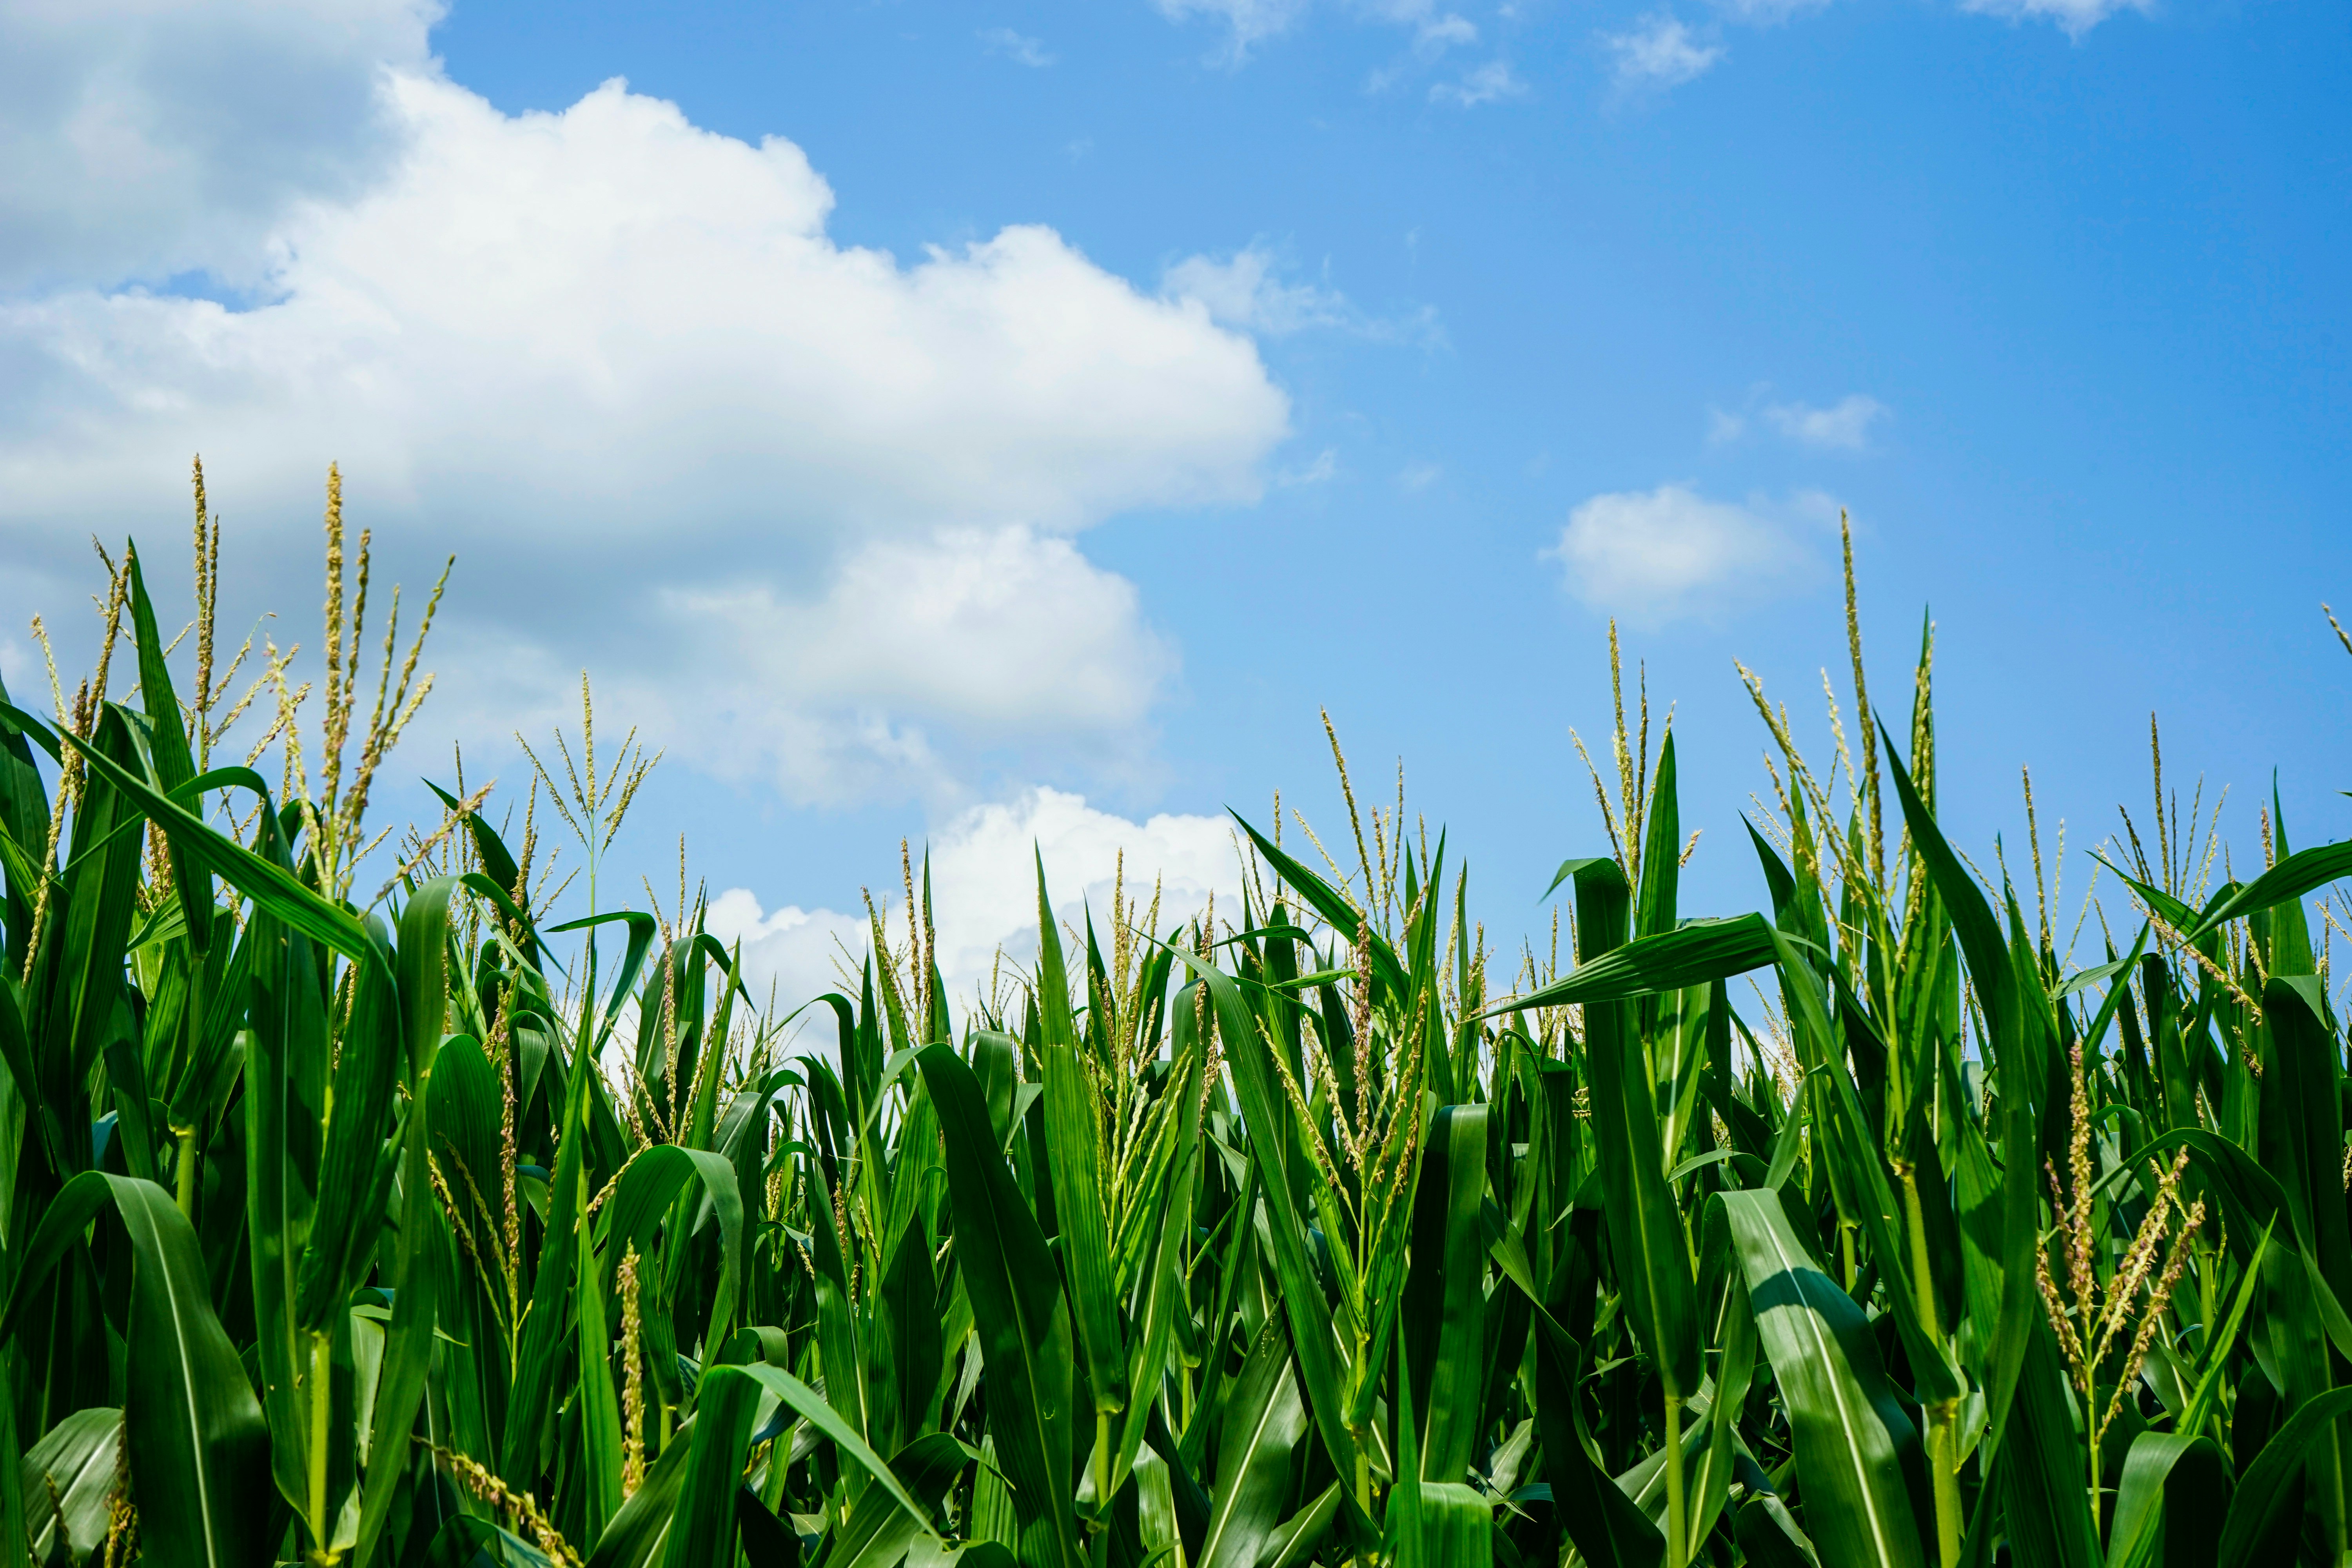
xmin=2 ymin=0 xmax=2346 ymax=1000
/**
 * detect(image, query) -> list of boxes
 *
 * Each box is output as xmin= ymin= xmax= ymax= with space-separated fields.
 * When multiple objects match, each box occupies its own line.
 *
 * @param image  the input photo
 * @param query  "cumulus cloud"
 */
xmin=1546 ymin=483 xmax=1839 ymax=622
xmin=1603 ymin=16 xmax=1725 ymax=90
xmin=708 ymin=786 xmax=1245 ymax=1009
xmin=0 ymin=0 xmax=441 ymax=290
xmin=0 ymin=74 xmax=1285 ymax=547
xmin=0 ymin=69 xmax=1294 ymax=804
xmin=648 ymin=526 xmax=1177 ymax=806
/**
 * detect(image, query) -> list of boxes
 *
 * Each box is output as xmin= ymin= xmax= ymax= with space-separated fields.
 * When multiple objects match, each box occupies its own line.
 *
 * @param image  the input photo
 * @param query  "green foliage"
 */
xmin=8 ymin=501 xmax=2352 ymax=1568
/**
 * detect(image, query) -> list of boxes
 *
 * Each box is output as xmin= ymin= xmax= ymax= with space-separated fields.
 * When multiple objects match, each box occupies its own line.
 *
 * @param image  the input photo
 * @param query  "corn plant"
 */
xmin=5 ymin=475 xmax=2352 ymax=1568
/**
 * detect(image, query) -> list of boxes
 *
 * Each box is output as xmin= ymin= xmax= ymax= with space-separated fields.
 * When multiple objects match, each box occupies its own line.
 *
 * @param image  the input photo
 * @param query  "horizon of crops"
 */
xmin=5 ymin=466 xmax=2352 ymax=1568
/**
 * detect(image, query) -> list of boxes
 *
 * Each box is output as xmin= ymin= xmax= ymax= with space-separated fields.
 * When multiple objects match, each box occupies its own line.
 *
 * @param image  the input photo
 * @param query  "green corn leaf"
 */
xmin=293 ymin=950 xmax=403 ymax=1330
xmin=1733 ymin=1494 xmax=1821 ymax=1568
xmin=123 ymin=549 xmax=213 ymax=963
xmin=2188 ymin=840 xmax=2352 ymax=939
xmin=1228 ymin=811 xmax=1408 ymax=1000
xmin=916 ymin=1042 xmax=1079 ymax=1568
xmin=2108 ymin=1433 xmax=2230 ymax=1568
xmin=733 ymin=1365 xmax=947 ymax=1542
xmin=2 ymin=1172 xmax=269 ymax=1568
xmin=1567 ymin=858 xmax=1701 ymax=1401
xmin=1163 ymin=947 xmax=1363 ymax=1491
xmin=1040 ymin=1040 xmax=1124 ymax=1418
xmin=427 ymin=1517 xmax=563 ymax=1568
xmin=820 ymin=1432 xmax=968 ymax=1568
xmin=506 ymin=1004 xmax=621 ymax=1487
xmin=1260 ymin=1483 xmax=1342 ymax=1568
xmin=353 ymin=878 xmax=458 ymax=1568
xmin=803 ymin=1156 xmax=872 ymax=1446
xmin=1530 ymin=1310 xmax=1664 ymax=1568
xmin=19 ymin=1406 xmax=119 ymax=1564
xmin=661 ymin=1365 xmax=764 ymax=1568
xmin=586 ymin=1414 xmax=700 ymax=1568
xmin=65 ymin=721 xmax=380 ymax=965
xmin=1715 ymin=1189 xmax=1926 ymax=1568
xmin=1635 ymin=732 xmax=1682 ymax=938
xmin=2218 ymin=1387 xmax=2352 ymax=1568
xmin=597 ymin=1144 xmax=748 ymax=1325
xmin=1196 ymin=1315 xmax=1307 ymax=1568
xmin=1478 ymin=913 xmax=1780 ymax=1017
xmin=1401 ymin=1103 xmax=1488 ymax=1483
xmin=2258 ymin=975 xmax=2352 ymax=1302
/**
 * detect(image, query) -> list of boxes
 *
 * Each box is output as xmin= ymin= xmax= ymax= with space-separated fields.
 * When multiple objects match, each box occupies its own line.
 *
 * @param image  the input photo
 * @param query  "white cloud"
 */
xmin=1154 ymin=0 xmax=1313 ymax=59
xmin=1397 ymin=461 xmax=1441 ymax=490
xmin=709 ymin=786 xmax=1246 ymax=1009
xmin=1710 ymin=388 xmax=1889 ymax=450
xmin=647 ymin=526 xmax=1176 ymax=806
xmin=1431 ymin=60 xmax=1529 ymax=107
xmin=1164 ymin=246 xmax=1354 ymax=335
xmin=1959 ymin=0 xmax=2148 ymax=36
xmin=0 ymin=0 xmax=441 ymax=290
xmin=980 ymin=27 xmax=1058 ymax=66
xmin=1 ymin=74 xmax=1286 ymax=547
xmin=1762 ymin=394 xmax=1888 ymax=450
xmin=1278 ymin=447 xmax=1339 ymax=486
xmin=1417 ymin=14 xmax=1480 ymax=47
xmin=1162 ymin=243 xmax=1441 ymax=344
xmin=1547 ymin=483 xmax=1840 ymax=622
xmin=1159 ymin=0 xmax=1489 ymax=65
xmin=0 ymin=70 xmax=1294 ymax=803
xmin=1603 ymin=16 xmax=1725 ymax=90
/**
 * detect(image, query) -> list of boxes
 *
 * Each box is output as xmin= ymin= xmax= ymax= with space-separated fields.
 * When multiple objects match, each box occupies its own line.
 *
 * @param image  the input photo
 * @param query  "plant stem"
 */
xmin=1926 ymin=1400 xmax=1964 ymax=1568
xmin=175 ymin=1125 xmax=199 ymax=1218
xmin=1663 ymin=1393 xmax=1688 ymax=1568
xmin=308 ymin=1330 xmax=333 ymax=1552
xmin=1093 ymin=1408 xmax=1112 ymax=1526
xmin=1902 ymin=1167 xmax=1963 ymax=1568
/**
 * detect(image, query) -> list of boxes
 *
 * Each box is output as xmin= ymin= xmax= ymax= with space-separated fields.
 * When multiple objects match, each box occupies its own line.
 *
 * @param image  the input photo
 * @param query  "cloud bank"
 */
xmin=707 ymin=786 xmax=1247 ymax=1011
xmin=0 ymin=64 xmax=1294 ymax=807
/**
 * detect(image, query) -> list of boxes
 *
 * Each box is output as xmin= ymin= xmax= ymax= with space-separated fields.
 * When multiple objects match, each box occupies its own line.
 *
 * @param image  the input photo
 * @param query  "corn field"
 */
xmin=7 ymin=475 xmax=2352 ymax=1568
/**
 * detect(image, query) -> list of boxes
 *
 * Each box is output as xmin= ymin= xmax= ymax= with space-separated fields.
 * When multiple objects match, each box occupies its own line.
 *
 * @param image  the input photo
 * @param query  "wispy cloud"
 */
xmin=1278 ymin=448 xmax=1340 ymax=486
xmin=1603 ymin=14 xmax=1724 ymax=91
xmin=1712 ymin=389 xmax=1891 ymax=451
xmin=1764 ymin=393 xmax=1889 ymax=450
xmin=1153 ymin=0 xmax=1312 ymax=62
xmin=1417 ymin=13 xmax=1479 ymax=48
xmin=1708 ymin=0 xmax=1834 ymax=24
xmin=1366 ymin=11 xmax=1481 ymax=93
xmin=1431 ymin=59 xmax=1529 ymax=106
xmin=1163 ymin=243 xmax=1444 ymax=344
xmin=1163 ymin=0 xmax=1492 ymax=68
xmin=1960 ymin=0 xmax=2150 ymax=38
xmin=980 ymin=26 xmax=1057 ymax=66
